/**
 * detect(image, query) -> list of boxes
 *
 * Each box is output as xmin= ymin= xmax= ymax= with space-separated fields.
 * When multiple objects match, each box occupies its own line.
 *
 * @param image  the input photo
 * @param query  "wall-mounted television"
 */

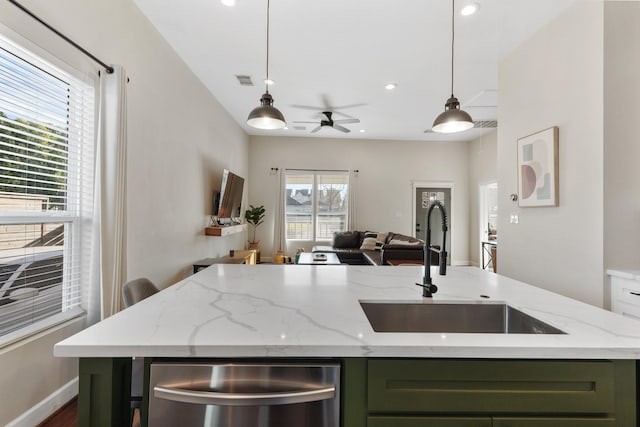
xmin=216 ymin=169 xmax=245 ymax=223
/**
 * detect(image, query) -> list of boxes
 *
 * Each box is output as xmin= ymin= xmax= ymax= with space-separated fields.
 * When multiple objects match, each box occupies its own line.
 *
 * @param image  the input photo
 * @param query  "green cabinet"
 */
xmin=78 ymin=358 xmax=132 ymax=427
xmin=78 ymin=357 xmax=636 ymax=427
xmin=342 ymin=358 xmax=636 ymax=427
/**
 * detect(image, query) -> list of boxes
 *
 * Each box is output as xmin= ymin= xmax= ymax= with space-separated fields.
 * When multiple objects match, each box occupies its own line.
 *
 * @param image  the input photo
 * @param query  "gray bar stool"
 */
xmin=122 ymin=278 xmax=159 ymax=426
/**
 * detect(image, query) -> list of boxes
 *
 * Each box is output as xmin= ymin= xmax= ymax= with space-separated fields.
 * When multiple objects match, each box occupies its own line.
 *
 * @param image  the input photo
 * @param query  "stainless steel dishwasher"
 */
xmin=148 ymin=362 xmax=340 ymax=426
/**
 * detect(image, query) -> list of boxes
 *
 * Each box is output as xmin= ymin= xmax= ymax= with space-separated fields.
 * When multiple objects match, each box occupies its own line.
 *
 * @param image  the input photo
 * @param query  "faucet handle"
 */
xmin=416 ymin=282 xmax=438 ymax=298
xmin=439 ymin=251 xmax=447 ymax=275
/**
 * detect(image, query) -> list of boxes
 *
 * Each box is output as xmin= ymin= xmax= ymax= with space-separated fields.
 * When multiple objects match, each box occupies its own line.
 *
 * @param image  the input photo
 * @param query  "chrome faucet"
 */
xmin=416 ymin=199 xmax=448 ymax=297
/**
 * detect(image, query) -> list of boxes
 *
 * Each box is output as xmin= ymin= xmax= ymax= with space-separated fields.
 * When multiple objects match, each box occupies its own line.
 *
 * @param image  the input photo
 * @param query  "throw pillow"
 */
xmin=359 ymin=232 xmax=389 ymax=251
xmin=333 ymin=231 xmax=360 ymax=248
xmin=360 ymin=237 xmax=383 ymax=251
xmin=388 ymin=238 xmax=423 ymax=246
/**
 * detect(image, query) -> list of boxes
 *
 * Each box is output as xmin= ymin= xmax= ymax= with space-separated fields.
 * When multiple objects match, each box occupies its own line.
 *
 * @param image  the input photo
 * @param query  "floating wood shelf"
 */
xmin=204 ymin=223 xmax=247 ymax=237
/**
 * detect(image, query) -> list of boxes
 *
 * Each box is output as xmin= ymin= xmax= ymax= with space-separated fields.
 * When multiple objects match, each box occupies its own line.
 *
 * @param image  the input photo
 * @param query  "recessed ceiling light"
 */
xmin=384 ymin=83 xmax=397 ymax=90
xmin=264 ymin=78 xmax=275 ymax=85
xmin=221 ymin=0 xmax=236 ymax=6
xmin=359 ymin=129 xmax=366 ymax=133
xmin=461 ymin=3 xmax=479 ymax=16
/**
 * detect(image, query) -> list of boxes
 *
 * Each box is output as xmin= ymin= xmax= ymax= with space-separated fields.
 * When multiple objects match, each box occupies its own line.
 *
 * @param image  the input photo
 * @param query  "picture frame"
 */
xmin=517 ymin=126 xmax=559 ymax=207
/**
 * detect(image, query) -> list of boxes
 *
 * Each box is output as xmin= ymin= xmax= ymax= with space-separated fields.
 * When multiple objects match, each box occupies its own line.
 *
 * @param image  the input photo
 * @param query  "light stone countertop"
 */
xmin=607 ymin=269 xmax=640 ymax=281
xmin=55 ymin=265 xmax=640 ymax=359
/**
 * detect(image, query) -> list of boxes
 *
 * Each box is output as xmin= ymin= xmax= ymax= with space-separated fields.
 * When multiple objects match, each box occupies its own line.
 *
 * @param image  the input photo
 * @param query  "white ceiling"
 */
xmin=133 ymin=0 xmax=575 ymax=142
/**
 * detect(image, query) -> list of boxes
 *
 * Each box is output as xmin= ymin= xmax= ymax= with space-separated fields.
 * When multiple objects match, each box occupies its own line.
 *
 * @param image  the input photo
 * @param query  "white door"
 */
xmin=479 ymin=182 xmax=498 ymax=270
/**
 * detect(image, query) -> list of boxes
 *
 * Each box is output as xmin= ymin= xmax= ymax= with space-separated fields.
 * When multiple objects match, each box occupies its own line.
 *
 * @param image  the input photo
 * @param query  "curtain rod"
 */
xmin=8 ymin=0 xmax=114 ymax=74
xmin=284 ymin=168 xmax=351 ymax=173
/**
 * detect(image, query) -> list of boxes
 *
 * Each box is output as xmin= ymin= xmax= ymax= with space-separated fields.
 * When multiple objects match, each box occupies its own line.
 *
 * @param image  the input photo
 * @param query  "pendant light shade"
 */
xmin=247 ymin=0 xmax=286 ymax=130
xmin=247 ymin=93 xmax=286 ymax=129
xmin=432 ymin=0 xmax=473 ymax=134
xmin=432 ymin=96 xmax=474 ymax=133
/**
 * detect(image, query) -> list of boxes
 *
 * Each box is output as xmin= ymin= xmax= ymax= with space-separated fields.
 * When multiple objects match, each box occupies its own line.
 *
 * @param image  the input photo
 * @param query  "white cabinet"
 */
xmin=608 ymin=270 xmax=640 ymax=321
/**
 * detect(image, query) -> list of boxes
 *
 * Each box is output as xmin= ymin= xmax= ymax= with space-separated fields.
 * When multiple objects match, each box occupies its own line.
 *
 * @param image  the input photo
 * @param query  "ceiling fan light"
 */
xmin=247 ymin=92 xmax=286 ymax=129
xmin=432 ymin=96 xmax=474 ymax=133
xmin=461 ymin=3 xmax=479 ymax=16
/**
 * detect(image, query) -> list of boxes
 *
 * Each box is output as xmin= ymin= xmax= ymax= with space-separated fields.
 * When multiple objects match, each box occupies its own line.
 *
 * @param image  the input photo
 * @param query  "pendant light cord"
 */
xmin=265 ymin=0 xmax=271 ymax=94
xmin=450 ymin=0 xmax=455 ymax=97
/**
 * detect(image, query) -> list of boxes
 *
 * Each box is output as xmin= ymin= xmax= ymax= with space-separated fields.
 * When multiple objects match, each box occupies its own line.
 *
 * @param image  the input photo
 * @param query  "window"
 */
xmin=285 ymin=171 xmax=349 ymax=241
xmin=0 ymin=34 xmax=95 ymax=340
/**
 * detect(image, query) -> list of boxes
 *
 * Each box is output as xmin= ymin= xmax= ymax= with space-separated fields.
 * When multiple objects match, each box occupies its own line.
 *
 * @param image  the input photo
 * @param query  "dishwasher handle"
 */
xmin=154 ymin=384 xmax=336 ymax=406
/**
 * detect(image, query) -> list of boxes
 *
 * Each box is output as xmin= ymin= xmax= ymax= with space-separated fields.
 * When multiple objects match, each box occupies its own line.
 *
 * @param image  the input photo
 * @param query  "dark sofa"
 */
xmin=312 ymin=230 xmax=426 ymax=266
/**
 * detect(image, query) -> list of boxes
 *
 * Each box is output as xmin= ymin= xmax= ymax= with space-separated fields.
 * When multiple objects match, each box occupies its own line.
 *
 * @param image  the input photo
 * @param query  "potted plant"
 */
xmin=245 ymin=204 xmax=266 ymax=263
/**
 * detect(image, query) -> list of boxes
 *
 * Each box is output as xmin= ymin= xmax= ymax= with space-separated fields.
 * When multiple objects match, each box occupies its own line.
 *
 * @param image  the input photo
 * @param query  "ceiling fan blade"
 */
xmin=311 ymin=125 xmax=323 ymax=133
xmin=321 ymin=94 xmax=333 ymax=110
xmin=332 ymin=124 xmax=351 ymax=133
xmin=329 ymin=110 xmax=358 ymax=120
xmin=332 ymin=103 xmax=366 ymax=110
xmin=293 ymin=121 xmax=320 ymax=124
xmin=333 ymin=118 xmax=360 ymax=124
xmin=291 ymin=104 xmax=325 ymax=111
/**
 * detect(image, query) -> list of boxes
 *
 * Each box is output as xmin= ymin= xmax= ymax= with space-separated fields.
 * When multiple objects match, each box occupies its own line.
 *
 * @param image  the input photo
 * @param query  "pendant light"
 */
xmin=432 ymin=0 xmax=474 ymax=133
xmin=247 ymin=0 xmax=286 ymax=130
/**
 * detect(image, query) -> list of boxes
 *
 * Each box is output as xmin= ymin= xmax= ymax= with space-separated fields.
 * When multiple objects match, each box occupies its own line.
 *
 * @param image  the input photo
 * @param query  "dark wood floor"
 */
xmin=37 ymin=399 xmax=140 ymax=427
xmin=37 ymin=398 xmax=77 ymax=427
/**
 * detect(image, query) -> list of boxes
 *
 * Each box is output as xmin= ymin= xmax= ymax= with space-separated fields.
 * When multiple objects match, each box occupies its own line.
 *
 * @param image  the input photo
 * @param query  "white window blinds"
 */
xmin=0 ymin=34 xmax=95 ymax=340
xmin=285 ymin=170 xmax=349 ymax=241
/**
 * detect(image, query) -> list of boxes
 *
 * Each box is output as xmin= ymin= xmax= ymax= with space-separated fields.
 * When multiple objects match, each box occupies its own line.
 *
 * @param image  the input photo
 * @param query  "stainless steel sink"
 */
xmin=359 ymin=301 xmax=565 ymax=334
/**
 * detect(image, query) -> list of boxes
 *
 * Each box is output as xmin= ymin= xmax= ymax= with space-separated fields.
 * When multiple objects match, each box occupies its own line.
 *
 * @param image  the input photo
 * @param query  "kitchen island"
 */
xmin=55 ymin=265 xmax=640 ymax=426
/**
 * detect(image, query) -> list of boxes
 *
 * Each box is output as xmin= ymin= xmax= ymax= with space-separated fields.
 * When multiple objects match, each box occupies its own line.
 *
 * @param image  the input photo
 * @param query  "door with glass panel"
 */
xmin=414 ymin=186 xmax=451 ymax=266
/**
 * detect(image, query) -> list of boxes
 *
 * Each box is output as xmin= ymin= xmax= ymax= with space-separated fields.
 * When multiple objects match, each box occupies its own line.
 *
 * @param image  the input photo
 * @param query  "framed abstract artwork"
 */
xmin=517 ymin=126 xmax=559 ymax=207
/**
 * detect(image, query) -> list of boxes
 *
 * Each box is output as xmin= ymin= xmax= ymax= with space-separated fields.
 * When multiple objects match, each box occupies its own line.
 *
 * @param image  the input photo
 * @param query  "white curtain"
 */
xmin=348 ymin=169 xmax=358 ymax=230
xmin=88 ymin=65 xmax=128 ymax=322
xmin=272 ymin=169 xmax=286 ymax=257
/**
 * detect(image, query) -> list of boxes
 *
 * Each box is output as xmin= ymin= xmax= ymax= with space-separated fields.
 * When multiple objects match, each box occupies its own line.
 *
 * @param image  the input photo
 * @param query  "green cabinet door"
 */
xmin=367 ymin=416 xmax=616 ymax=427
xmin=492 ymin=417 xmax=616 ymax=427
xmin=368 ymin=359 xmax=617 ymax=414
xmin=368 ymin=416 xmax=492 ymax=427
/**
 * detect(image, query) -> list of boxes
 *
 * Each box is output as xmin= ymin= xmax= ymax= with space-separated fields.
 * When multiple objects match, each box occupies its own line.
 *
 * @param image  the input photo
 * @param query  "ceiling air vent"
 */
xmin=235 ymin=75 xmax=254 ymax=86
xmin=473 ymin=120 xmax=498 ymax=128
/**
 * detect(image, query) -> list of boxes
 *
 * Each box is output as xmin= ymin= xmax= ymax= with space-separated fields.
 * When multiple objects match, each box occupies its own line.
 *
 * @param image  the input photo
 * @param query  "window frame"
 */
xmin=284 ymin=170 xmax=350 ymax=243
xmin=0 ymin=27 xmax=96 ymax=346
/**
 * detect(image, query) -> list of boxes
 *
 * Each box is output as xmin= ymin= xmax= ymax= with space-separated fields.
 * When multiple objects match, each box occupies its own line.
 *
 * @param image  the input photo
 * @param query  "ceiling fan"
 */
xmin=293 ymin=111 xmax=360 ymax=133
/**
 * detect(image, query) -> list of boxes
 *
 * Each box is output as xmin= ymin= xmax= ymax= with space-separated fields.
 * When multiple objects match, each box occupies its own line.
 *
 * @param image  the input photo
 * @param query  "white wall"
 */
xmin=468 ymin=130 xmax=498 ymax=267
xmin=603 ymin=2 xmax=640 ymax=295
xmin=0 ymin=0 xmax=248 ymax=423
xmin=497 ymin=1 xmax=604 ymax=306
xmin=248 ymin=136 xmax=471 ymax=265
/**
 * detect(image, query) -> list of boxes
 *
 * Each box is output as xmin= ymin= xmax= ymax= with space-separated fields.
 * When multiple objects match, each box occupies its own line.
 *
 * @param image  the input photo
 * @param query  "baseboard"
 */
xmin=6 ymin=377 xmax=78 ymax=427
